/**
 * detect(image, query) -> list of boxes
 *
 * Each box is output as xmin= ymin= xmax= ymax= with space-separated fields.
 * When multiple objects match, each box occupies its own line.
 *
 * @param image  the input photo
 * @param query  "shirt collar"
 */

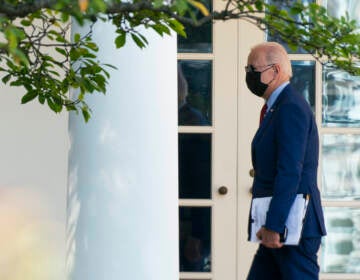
xmin=266 ymin=81 xmax=289 ymax=112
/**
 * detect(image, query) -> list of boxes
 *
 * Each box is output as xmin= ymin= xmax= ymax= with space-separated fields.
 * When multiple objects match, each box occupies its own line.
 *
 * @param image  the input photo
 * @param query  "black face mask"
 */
xmin=246 ymin=71 xmax=268 ymax=97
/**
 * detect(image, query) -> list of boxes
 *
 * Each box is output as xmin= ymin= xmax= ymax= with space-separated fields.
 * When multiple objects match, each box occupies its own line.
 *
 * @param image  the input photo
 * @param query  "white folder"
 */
xmin=250 ymin=193 xmax=309 ymax=245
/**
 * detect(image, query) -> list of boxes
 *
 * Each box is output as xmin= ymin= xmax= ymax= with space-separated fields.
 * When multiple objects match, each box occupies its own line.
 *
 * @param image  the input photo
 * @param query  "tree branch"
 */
xmin=0 ymin=0 xmax=58 ymax=18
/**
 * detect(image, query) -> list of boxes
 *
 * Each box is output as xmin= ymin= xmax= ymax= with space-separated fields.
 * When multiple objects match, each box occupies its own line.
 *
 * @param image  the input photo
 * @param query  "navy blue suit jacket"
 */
xmin=249 ymin=84 xmax=326 ymax=239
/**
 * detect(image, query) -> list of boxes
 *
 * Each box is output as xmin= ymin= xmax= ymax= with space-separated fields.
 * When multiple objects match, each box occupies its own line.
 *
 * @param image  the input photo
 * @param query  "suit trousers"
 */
xmin=246 ymin=237 xmax=321 ymax=280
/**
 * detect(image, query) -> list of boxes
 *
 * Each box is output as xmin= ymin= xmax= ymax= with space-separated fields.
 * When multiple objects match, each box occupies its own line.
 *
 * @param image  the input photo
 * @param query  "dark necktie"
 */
xmin=259 ymin=103 xmax=268 ymax=125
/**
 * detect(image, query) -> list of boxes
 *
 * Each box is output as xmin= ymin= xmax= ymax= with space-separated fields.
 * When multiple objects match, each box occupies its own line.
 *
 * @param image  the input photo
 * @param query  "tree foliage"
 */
xmin=0 ymin=0 xmax=359 ymax=121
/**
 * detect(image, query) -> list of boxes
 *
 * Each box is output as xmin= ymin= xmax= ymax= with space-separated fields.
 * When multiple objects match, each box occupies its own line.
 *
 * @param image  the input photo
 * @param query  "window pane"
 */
xmin=291 ymin=61 xmax=315 ymax=111
xmin=322 ymin=207 xmax=360 ymax=273
xmin=322 ymin=134 xmax=360 ymax=200
xmin=177 ymin=0 xmax=212 ymax=53
xmin=179 ymin=207 xmax=211 ymax=272
xmin=324 ymin=0 xmax=360 ymax=26
xmin=178 ymin=60 xmax=212 ymax=126
xmin=179 ymin=133 xmax=211 ymax=199
xmin=266 ymin=0 xmax=314 ymax=54
xmin=322 ymin=65 xmax=360 ymax=127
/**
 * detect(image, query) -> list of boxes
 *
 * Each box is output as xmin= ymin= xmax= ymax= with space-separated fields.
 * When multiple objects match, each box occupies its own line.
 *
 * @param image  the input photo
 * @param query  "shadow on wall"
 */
xmin=0 ymin=187 xmax=65 ymax=280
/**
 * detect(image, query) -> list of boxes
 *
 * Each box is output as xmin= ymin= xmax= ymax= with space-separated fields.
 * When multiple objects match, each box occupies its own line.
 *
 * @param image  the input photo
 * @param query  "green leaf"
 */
xmin=56 ymin=35 xmax=67 ymax=43
xmin=152 ymin=24 xmax=171 ymax=36
xmin=12 ymin=48 xmax=29 ymax=66
xmin=21 ymin=91 xmax=38 ymax=104
xmin=38 ymin=94 xmax=46 ymax=104
xmin=47 ymin=97 xmax=63 ymax=113
xmin=61 ymin=13 xmax=70 ymax=22
xmin=103 ymin=63 xmax=117 ymax=70
xmin=81 ymin=78 xmax=96 ymax=92
xmin=2 ymin=74 xmax=11 ymax=84
xmin=65 ymin=104 xmax=77 ymax=111
xmin=168 ymin=19 xmax=186 ymax=37
xmin=115 ymin=32 xmax=126 ymax=48
xmin=246 ymin=3 xmax=254 ymax=12
xmin=267 ymin=4 xmax=278 ymax=14
xmin=55 ymin=47 xmax=67 ymax=56
xmin=93 ymin=74 xmax=106 ymax=91
xmin=81 ymin=107 xmax=91 ymax=122
xmin=173 ymin=0 xmax=189 ymax=15
xmin=10 ymin=80 xmax=24 ymax=86
xmin=92 ymin=0 xmax=107 ymax=12
xmin=289 ymin=5 xmax=303 ymax=16
xmin=131 ymin=33 xmax=146 ymax=49
xmin=70 ymin=48 xmax=81 ymax=60
xmin=86 ymin=42 xmax=98 ymax=51
xmin=20 ymin=19 xmax=32 ymax=26
xmin=254 ymin=0 xmax=264 ymax=12
xmin=137 ymin=33 xmax=148 ymax=45
xmin=5 ymin=28 xmax=18 ymax=50
xmin=74 ymin=33 xmax=81 ymax=43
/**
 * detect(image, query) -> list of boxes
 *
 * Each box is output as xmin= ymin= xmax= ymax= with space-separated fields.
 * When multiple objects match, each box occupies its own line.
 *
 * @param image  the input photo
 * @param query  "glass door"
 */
xmin=177 ymin=0 xmax=239 ymax=278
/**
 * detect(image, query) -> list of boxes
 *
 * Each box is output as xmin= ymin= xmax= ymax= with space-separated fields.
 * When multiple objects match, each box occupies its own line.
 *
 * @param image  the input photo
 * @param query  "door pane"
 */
xmin=266 ymin=0 xmax=314 ymax=54
xmin=179 ymin=133 xmax=212 ymax=199
xmin=178 ymin=60 xmax=212 ymax=126
xmin=291 ymin=61 xmax=315 ymax=111
xmin=322 ymin=134 xmax=360 ymax=200
xmin=179 ymin=207 xmax=211 ymax=272
xmin=322 ymin=207 xmax=360 ymax=273
xmin=322 ymin=65 xmax=360 ymax=127
xmin=177 ymin=0 xmax=212 ymax=53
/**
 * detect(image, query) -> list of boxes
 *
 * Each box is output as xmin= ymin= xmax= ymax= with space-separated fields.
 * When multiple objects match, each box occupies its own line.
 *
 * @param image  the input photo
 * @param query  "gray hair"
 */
xmin=252 ymin=42 xmax=293 ymax=78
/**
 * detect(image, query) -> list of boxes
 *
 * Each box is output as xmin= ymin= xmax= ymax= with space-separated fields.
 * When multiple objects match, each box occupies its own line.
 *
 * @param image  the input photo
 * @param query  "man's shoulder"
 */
xmin=279 ymin=84 xmax=311 ymax=110
xmin=275 ymin=90 xmax=315 ymax=126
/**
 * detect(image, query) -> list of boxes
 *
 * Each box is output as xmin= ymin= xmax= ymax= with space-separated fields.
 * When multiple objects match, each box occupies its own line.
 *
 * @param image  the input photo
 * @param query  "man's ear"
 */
xmin=273 ymin=65 xmax=279 ymax=73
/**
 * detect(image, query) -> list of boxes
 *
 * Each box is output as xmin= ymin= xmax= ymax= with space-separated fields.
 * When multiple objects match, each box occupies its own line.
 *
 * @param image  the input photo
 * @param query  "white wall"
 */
xmin=0 ymin=85 xmax=68 ymax=280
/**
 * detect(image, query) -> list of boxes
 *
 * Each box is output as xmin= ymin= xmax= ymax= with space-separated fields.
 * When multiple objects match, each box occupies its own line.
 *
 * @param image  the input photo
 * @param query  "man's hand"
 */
xmin=256 ymin=227 xmax=284 ymax=249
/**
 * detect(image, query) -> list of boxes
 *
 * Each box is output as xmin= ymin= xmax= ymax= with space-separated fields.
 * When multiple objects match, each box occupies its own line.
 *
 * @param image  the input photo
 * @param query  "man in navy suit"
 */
xmin=246 ymin=42 xmax=326 ymax=280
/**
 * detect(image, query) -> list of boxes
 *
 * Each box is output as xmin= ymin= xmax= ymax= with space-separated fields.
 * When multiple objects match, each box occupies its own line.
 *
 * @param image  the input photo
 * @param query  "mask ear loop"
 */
xmin=267 ymin=65 xmax=278 ymax=85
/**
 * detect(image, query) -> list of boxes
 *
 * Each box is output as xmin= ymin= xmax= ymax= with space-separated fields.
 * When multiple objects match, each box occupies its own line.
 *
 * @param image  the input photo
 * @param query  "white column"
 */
xmin=67 ymin=21 xmax=178 ymax=280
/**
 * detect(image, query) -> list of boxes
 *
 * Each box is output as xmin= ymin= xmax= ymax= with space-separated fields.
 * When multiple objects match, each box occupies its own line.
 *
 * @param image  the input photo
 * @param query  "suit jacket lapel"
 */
xmin=253 ymin=107 xmax=275 ymax=142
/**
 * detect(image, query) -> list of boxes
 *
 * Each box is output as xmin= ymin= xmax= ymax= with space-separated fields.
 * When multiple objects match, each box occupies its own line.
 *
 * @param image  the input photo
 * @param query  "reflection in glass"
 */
xmin=179 ymin=207 xmax=211 ymax=272
xmin=179 ymin=133 xmax=211 ymax=199
xmin=291 ymin=61 xmax=315 ymax=111
xmin=177 ymin=0 xmax=212 ymax=53
xmin=322 ymin=207 xmax=360 ymax=273
xmin=322 ymin=134 xmax=360 ymax=200
xmin=178 ymin=60 xmax=212 ymax=126
xmin=322 ymin=65 xmax=360 ymax=127
xmin=324 ymin=0 xmax=360 ymax=29
xmin=266 ymin=0 xmax=314 ymax=54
